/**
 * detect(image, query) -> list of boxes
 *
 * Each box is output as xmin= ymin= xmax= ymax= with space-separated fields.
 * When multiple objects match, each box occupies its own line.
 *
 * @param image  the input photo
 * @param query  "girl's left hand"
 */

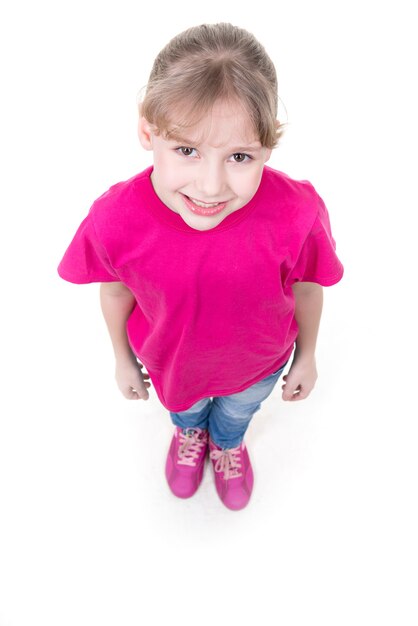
xmin=281 ymin=356 xmax=318 ymax=401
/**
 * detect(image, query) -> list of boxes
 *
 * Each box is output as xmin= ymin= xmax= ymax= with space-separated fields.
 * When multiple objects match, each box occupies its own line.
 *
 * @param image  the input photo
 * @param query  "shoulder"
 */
xmin=263 ymin=165 xmax=320 ymax=203
xmin=86 ymin=166 xmax=153 ymax=248
xmin=89 ymin=166 xmax=152 ymax=221
xmin=261 ymin=165 xmax=324 ymax=230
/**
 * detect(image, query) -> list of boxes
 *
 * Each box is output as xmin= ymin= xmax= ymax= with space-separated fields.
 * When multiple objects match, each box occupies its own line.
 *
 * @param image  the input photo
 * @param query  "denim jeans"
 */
xmin=169 ymin=361 xmax=289 ymax=449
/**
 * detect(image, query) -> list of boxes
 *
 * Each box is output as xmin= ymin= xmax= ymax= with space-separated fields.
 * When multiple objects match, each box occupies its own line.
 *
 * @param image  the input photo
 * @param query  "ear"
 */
xmin=137 ymin=116 xmax=154 ymax=151
xmin=263 ymin=148 xmax=272 ymax=164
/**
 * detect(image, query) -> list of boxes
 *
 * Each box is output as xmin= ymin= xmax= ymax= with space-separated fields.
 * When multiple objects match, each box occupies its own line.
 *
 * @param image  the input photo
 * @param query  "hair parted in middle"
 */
xmin=139 ymin=23 xmax=286 ymax=149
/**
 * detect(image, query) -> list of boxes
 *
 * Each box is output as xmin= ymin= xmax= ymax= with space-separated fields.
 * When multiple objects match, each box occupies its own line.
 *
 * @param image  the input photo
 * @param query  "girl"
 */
xmin=58 ymin=23 xmax=344 ymax=511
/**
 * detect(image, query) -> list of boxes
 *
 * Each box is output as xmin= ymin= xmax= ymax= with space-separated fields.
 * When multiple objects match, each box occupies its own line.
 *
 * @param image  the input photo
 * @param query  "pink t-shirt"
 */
xmin=58 ymin=165 xmax=344 ymax=411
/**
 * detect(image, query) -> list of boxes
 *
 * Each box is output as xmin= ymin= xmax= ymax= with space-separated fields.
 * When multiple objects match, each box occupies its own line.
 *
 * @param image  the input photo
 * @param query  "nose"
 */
xmin=194 ymin=160 xmax=227 ymax=200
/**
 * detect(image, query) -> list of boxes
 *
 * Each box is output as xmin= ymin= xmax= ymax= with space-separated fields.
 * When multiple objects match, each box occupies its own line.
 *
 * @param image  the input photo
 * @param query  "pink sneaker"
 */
xmin=209 ymin=437 xmax=254 ymax=510
xmin=165 ymin=427 xmax=209 ymax=498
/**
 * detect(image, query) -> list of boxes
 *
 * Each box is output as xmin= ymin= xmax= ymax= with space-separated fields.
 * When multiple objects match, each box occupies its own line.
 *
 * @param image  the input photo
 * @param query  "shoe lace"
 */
xmin=210 ymin=446 xmax=242 ymax=480
xmin=178 ymin=429 xmax=207 ymax=467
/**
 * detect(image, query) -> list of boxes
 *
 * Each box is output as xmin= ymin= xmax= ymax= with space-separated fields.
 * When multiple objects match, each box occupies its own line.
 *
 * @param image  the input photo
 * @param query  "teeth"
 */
xmin=190 ymin=197 xmax=221 ymax=208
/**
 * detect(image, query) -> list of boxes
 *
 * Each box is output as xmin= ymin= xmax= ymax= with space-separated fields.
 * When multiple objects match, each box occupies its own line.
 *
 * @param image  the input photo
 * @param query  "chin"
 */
xmin=183 ymin=214 xmax=223 ymax=231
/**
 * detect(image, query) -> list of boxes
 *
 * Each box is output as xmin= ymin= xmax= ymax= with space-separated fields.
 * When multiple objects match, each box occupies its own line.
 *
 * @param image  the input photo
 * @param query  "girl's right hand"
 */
xmin=115 ymin=358 xmax=151 ymax=400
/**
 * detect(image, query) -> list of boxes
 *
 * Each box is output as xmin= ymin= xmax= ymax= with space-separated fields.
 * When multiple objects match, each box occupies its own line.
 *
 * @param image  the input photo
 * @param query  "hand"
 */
xmin=281 ymin=355 xmax=317 ymax=402
xmin=115 ymin=358 xmax=151 ymax=400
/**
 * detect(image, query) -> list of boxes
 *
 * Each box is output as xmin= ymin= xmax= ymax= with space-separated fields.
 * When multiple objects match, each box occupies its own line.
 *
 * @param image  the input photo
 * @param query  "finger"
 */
xmin=133 ymin=385 xmax=149 ymax=400
xmin=284 ymin=392 xmax=299 ymax=401
xmin=131 ymin=391 xmax=148 ymax=400
xmin=289 ymin=388 xmax=310 ymax=401
xmin=282 ymin=383 xmax=301 ymax=401
xmin=125 ymin=388 xmax=139 ymax=400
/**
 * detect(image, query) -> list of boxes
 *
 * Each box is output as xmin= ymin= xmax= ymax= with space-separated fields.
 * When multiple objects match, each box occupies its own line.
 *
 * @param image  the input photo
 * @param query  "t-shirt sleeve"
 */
xmin=287 ymin=194 xmax=344 ymax=287
xmin=57 ymin=213 xmax=119 ymax=284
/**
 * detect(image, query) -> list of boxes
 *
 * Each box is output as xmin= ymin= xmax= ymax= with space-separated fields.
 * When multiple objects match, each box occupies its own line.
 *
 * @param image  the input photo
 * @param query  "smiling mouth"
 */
xmin=182 ymin=194 xmax=228 ymax=216
xmin=186 ymin=195 xmax=225 ymax=208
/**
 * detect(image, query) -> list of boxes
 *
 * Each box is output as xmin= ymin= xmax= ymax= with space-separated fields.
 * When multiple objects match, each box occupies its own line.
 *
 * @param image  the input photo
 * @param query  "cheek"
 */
xmin=232 ymin=168 xmax=263 ymax=198
xmin=153 ymin=154 xmax=184 ymax=188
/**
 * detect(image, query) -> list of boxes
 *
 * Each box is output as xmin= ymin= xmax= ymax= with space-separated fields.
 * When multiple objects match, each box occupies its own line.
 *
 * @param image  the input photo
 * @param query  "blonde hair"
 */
xmin=139 ymin=23 xmax=285 ymax=149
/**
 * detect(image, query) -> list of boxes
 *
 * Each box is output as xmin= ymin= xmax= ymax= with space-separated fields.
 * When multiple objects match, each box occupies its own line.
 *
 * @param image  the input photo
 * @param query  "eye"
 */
xmin=232 ymin=153 xmax=252 ymax=163
xmin=176 ymin=147 xmax=197 ymax=157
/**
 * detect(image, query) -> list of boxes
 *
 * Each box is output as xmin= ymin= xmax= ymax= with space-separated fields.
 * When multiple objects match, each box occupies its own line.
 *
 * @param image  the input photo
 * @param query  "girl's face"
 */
xmin=138 ymin=100 xmax=272 ymax=231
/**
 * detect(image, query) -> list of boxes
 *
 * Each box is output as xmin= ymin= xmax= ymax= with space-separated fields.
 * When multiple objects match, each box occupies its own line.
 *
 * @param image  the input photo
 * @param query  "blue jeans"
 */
xmin=169 ymin=361 xmax=289 ymax=449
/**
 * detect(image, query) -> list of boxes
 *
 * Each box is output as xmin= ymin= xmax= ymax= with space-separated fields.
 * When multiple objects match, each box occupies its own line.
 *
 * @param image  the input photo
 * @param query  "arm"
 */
xmin=281 ymin=281 xmax=323 ymax=401
xmin=100 ymin=282 xmax=151 ymax=400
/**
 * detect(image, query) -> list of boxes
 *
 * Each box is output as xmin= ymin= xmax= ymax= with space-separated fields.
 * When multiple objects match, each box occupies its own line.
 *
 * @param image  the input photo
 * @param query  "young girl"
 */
xmin=58 ymin=23 xmax=344 ymax=511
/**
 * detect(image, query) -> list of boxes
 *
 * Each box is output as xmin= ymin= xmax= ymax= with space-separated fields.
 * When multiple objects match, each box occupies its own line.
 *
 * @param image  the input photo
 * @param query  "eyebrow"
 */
xmin=171 ymin=136 xmax=262 ymax=151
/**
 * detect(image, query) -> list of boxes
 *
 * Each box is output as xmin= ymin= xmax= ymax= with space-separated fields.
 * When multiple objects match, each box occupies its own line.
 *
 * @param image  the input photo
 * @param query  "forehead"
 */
xmin=167 ymin=100 xmax=260 ymax=148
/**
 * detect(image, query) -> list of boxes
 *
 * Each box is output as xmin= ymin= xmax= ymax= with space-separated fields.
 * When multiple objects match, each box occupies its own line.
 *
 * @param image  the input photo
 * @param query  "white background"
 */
xmin=0 ymin=0 xmax=417 ymax=624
